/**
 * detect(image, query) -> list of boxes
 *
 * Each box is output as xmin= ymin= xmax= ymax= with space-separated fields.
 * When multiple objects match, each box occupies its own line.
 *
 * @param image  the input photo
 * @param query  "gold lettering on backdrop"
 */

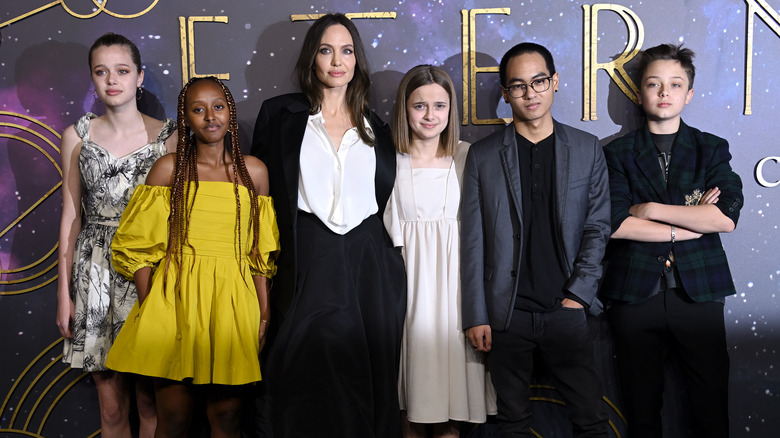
xmin=179 ymin=16 xmax=230 ymax=85
xmin=1 ymin=0 xmax=159 ymax=28
xmin=582 ymin=4 xmax=644 ymax=121
xmin=744 ymin=0 xmax=780 ymax=115
xmin=461 ymin=8 xmax=512 ymax=126
xmin=755 ymin=156 xmax=780 ymax=187
xmin=290 ymin=12 xmax=396 ymax=21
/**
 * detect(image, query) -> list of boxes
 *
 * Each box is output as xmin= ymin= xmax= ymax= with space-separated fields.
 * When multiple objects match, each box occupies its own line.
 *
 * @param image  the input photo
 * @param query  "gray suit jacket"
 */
xmin=460 ymin=121 xmax=610 ymax=331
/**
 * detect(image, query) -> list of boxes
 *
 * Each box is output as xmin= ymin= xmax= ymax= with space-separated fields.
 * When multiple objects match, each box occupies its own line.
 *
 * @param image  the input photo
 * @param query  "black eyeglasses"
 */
xmin=503 ymin=76 xmax=553 ymax=98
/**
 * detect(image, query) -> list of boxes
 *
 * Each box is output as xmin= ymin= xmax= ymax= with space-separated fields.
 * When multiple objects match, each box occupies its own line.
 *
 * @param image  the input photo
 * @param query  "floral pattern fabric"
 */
xmin=62 ymin=112 xmax=174 ymax=372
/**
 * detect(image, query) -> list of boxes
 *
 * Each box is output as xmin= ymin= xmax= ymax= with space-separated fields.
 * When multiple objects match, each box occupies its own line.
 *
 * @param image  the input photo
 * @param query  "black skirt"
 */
xmin=266 ymin=211 xmax=406 ymax=438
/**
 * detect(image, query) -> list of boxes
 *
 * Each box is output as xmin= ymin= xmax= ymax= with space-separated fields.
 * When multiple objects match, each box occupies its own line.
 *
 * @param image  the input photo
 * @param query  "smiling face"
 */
xmin=90 ymin=44 xmax=143 ymax=106
xmin=314 ymin=24 xmax=356 ymax=90
xmin=406 ymin=83 xmax=450 ymax=145
xmin=502 ymin=52 xmax=558 ymax=126
xmin=184 ymin=79 xmax=229 ymax=147
xmin=638 ymin=59 xmax=694 ymax=131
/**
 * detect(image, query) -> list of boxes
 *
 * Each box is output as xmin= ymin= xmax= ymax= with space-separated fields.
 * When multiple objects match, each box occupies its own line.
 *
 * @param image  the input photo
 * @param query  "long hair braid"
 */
xmin=213 ymin=78 xmax=261 ymax=265
xmin=164 ymin=76 xmax=261 ymax=292
xmin=163 ymin=78 xmax=200 ymax=292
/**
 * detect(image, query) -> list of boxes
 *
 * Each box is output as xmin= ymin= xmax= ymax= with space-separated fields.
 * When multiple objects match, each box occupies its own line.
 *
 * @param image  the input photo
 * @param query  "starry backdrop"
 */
xmin=0 ymin=1 xmax=778 ymax=436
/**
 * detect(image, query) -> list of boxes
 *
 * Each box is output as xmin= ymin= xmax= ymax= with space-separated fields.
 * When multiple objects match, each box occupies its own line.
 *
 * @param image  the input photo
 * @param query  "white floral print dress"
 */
xmin=62 ymin=112 xmax=174 ymax=372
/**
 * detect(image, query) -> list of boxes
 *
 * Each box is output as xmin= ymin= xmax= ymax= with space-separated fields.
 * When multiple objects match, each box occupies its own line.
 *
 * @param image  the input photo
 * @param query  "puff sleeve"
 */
xmin=248 ymin=195 xmax=280 ymax=278
xmin=111 ymin=185 xmax=170 ymax=280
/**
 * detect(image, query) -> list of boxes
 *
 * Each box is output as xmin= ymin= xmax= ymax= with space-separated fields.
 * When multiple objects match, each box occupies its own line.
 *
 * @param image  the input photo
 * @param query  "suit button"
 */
xmin=657 ymin=256 xmax=665 ymax=263
xmin=510 ymin=270 xmax=517 ymax=277
xmin=514 ymin=234 xmax=521 ymax=239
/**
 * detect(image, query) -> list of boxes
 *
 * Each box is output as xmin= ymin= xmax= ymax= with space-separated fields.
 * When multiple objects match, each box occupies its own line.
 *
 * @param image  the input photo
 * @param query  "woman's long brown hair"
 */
xmin=294 ymin=13 xmax=375 ymax=145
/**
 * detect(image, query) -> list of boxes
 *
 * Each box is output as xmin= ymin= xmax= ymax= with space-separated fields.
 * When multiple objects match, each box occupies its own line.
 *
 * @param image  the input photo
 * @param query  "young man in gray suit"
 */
xmin=460 ymin=42 xmax=610 ymax=437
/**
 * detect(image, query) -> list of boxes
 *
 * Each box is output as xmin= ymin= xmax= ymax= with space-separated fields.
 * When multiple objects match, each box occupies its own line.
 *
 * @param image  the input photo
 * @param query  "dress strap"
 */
xmin=442 ymin=158 xmax=455 ymax=217
xmin=406 ymin=154 xmax=454 ymax=218
xmin=157 ymin=118 xmax=176 ymax=143
xmin=403 ymin=154 xmax=420 ymax=217
xmin=74 ymin=112 xmax=98 ymax=141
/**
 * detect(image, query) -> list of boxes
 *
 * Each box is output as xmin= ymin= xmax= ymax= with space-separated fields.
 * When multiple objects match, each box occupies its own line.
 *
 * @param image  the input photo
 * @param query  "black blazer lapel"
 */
xmin=634 ymin=127 xmax=671 ymax=204
xmin=666 ymin=121 xmax=697 ymax=206
xmin=370 ymin=113 xmax=395 ymax=213
xmin=279 ymin=99 xmax=310 ymax=225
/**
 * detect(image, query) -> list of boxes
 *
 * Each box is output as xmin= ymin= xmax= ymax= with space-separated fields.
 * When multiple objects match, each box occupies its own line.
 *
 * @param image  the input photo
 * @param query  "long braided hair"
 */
xmin=164 ymin=76 xmax=261 ymax=290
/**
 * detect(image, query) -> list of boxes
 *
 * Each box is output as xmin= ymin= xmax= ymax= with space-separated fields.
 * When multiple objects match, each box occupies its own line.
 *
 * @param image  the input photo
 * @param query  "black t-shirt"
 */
xmin=651 ymin=132 xmax=676 ymax=183
xmin=513 ymin=132 xmax=568 ymax=312
xmin=650 ymin=131 xmax=680 ymax=291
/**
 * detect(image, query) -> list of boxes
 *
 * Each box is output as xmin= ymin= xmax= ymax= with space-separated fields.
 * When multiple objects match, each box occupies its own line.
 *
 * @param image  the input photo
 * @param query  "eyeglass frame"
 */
xmin=502 ymin=76 xmax=554 ymax=98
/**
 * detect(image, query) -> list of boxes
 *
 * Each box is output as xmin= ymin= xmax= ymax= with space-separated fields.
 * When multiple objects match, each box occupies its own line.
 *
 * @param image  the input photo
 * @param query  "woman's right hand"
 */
xmin=56 ymin=295 xmax=75 ymax=338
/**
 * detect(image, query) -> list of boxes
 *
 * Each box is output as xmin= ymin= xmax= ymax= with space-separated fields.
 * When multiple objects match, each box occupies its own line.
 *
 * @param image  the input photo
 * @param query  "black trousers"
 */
xmin=490 ymin=306 xmax=609 ymax=437
xmin=609 ymin=289 xmax=729 ymax=438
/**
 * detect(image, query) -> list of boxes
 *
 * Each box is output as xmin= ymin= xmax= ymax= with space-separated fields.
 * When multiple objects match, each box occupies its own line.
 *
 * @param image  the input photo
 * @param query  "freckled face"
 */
xmin=185 ymin=80 xmax=230 ymax=147
xmin=406 ymin=83 xmax=450 ymax=144
xmin=638 ymin=59 xmax=694 ymax=124
xmin=315 ymin=24 xmax=356 ymax=90
xmin=90 ymin=44 xmax=143 ymax=106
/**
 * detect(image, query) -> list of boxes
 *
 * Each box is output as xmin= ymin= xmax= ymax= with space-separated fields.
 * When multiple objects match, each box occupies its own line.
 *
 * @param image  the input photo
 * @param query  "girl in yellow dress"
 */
xmin=106 ymin=76 xmax=279 ymax=437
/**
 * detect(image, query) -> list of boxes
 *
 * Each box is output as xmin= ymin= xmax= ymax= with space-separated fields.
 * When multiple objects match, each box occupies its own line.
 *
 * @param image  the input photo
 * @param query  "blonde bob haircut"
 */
xmin=392 ymin=65 xmax=459 ymax=157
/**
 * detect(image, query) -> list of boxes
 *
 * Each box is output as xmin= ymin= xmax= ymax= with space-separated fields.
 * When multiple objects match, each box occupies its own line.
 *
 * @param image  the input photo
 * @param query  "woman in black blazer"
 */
xmin=250 ymin=13 xmax=406 ymax=438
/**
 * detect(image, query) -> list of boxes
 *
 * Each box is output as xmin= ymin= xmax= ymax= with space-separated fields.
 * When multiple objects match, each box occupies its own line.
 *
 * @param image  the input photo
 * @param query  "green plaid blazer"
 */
xmin=601 ymin=121 xmax=743 ymax=303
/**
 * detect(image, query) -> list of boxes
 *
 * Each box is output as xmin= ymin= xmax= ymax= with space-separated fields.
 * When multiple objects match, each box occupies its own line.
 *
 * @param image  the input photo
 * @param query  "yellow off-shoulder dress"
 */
xmin=105 ymin=182 xmax=279 ymax=385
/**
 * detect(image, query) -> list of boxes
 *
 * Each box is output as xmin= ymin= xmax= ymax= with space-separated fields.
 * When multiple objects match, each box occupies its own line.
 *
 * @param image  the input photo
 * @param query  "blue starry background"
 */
xmin=0 ymin=1 xmax=777 ymax=436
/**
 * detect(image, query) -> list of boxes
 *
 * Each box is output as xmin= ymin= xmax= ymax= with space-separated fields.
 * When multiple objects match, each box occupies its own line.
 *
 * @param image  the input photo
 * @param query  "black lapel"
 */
xmin=634 ymin=126 xmax=671 ymax=204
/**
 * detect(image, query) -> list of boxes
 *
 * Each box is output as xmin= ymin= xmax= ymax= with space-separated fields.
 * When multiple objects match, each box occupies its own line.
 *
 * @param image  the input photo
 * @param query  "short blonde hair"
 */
xmin=392 ymin=65 xmax=459 ymax=157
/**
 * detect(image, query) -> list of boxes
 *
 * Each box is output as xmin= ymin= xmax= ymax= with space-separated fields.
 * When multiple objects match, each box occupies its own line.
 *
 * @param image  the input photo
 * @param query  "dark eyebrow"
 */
xmin=188 ymin=96 xmax=226 ymax=106
xmin=506 ymin=72 xmax=549 ymax=84
xmin=320 ymin=43 xmax=354 ymax=50
xmin=92 ymin=63 xmax=132 ymax=70
xmin=644 ymin=75 xmax=685 ymax=81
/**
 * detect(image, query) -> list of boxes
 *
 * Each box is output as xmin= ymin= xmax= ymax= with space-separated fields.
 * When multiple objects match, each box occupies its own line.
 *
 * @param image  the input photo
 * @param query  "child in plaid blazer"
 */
xmin=602 ymin=43 xmax=743 ymax=438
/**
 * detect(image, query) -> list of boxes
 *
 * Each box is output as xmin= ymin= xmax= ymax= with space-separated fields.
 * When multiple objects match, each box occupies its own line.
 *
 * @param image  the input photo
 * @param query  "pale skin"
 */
xmin=140 ymin=79 xmax=270 ymax=438
xmin=56 ymin=43 xmax=175 ymax=438
xmin=315 ymin=23 xmax=357 ymax=149
xmin=406 ymin=83 xmax=453 ymax=169
xmin=402 ymin=82 xmax=457 ymax=438
xmin=611 ymin=59 xmax=735 ymax=242
xmin=467 ymin=53 xmax=578 ymax=353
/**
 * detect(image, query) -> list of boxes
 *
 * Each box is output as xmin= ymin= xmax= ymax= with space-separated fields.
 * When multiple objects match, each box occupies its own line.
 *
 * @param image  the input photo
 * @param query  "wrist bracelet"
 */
xmin=260 ymin=319 xmax=270 ymax=326
xmin=671 ymin=225 xmax=676 ymax=243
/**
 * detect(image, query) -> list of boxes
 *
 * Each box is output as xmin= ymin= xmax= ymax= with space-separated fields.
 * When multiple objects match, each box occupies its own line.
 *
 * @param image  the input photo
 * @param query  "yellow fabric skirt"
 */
xmin=106 ymin=183 xmax=279 ymax=385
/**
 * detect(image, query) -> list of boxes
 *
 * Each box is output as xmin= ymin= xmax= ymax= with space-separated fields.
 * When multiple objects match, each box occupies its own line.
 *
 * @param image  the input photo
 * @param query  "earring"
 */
xmin=136 ymin=87 xmax=144 ymax=100
xmin=93 ymin=90 xmax=100 ymax=102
